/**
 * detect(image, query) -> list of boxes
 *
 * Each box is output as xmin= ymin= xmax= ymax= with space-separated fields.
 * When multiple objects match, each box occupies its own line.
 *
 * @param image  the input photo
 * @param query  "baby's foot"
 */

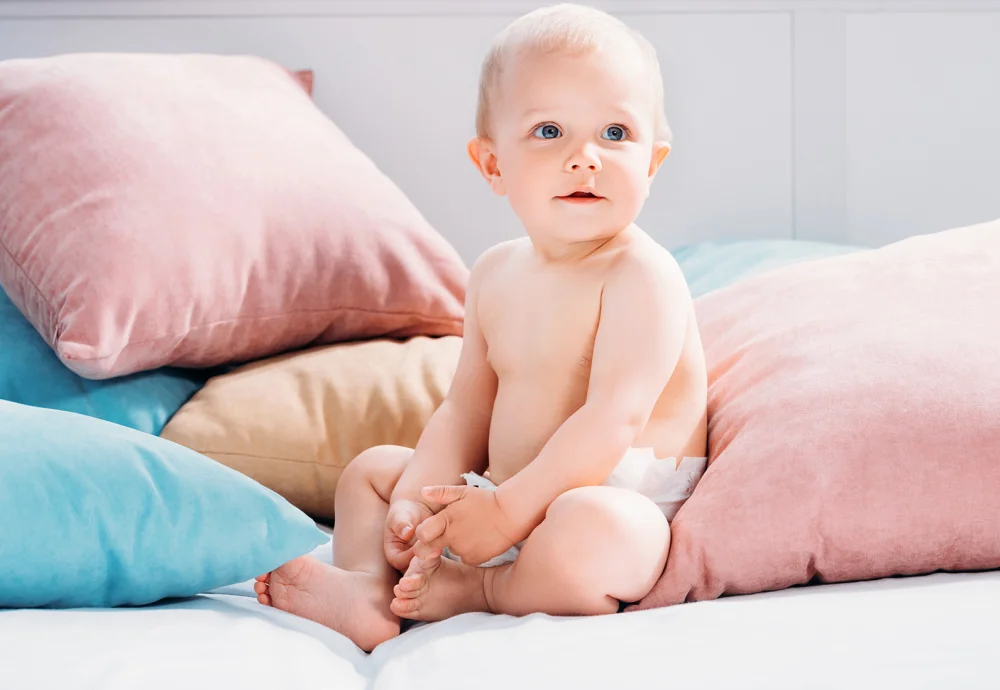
xmin=389 ymin=553 xmax=492 ymax=621
xmin=254 ymin=555 xmax=399 ymax=652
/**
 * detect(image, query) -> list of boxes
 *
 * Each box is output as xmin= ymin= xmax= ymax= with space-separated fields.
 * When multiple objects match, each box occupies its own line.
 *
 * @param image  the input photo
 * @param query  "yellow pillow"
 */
xmin=161 ymin=337 xmax=461 ymax=519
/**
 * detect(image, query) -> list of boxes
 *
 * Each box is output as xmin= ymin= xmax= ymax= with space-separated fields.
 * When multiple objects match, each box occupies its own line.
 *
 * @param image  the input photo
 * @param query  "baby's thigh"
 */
xmin=527 ymin=486 xmax=670 ymax=602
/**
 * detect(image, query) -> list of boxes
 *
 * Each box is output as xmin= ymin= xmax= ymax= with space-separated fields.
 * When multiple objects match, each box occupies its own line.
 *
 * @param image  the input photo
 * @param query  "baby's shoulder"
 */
xmin=469 ymin=238 xmax=528 ymax=283
xmin=606 ymin=231 xmax=688 ymax=297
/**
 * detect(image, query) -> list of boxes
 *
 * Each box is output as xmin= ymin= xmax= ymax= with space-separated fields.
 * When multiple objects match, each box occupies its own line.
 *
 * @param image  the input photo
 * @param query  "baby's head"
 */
xmin=469 ymin=3 xmax=672 ymax=249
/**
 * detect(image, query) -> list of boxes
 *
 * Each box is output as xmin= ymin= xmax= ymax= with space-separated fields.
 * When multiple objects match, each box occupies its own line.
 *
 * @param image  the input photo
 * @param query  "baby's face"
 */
xmin=480 ymin=46 xmax=668 ymax=245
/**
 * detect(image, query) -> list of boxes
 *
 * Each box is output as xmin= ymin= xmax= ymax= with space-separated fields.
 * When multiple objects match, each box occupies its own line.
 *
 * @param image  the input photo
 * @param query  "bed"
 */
xmin=6 ymin=533 xmax=1000 ymax=690
xmin=1 ymin=1 xmax=999 ymax=688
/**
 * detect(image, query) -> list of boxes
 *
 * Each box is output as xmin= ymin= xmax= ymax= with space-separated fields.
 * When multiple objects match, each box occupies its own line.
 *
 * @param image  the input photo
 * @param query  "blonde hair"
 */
xmin=474 ymin=3 xmax=672 ymax=142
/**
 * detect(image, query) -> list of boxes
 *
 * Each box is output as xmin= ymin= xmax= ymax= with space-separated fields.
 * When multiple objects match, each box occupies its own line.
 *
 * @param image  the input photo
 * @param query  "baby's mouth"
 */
xmin=557 ymin=191 xmax=604 ymax=203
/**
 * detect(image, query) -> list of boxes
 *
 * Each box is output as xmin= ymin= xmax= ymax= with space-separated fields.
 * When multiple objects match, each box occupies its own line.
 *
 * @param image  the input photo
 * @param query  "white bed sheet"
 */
xmin=3 ymin=536 xmax=999 ymax=690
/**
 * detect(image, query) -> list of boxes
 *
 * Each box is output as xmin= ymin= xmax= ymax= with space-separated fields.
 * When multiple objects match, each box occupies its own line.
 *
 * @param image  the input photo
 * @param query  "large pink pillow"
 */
xmin=0 ymin=53 xmax=466 ymax=379
xmin=632 ymin=218 xmax=1000 ymax=610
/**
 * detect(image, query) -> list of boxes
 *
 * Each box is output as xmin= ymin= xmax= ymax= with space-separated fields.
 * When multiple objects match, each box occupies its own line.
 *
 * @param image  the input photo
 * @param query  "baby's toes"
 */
xmin=393 ymin=583 xmax=423 ymax=600
xmin=390 ymin=596 xmax=420 ymax=617
xmin=253 ymin=580 xmax=272 ymax=606
xmin=394 ymin=572 xmax=426 ymax=596
xmin=255 ymin=572 xmax=271 ymax=584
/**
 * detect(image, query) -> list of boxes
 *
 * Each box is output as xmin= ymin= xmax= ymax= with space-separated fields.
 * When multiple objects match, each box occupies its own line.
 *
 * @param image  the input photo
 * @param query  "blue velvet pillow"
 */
xmin=0 ymin=290 xmax=207 ymax=434
xmin=0 ymin=401 xmax=327 ymax=608
xmin=673 ymin=239 xmax=864 ymax=298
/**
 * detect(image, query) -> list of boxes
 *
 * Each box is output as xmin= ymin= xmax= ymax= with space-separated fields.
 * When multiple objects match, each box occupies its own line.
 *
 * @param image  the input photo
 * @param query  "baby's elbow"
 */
xmin=619 ymin=413 xmax=647 ymax=443
xmin=587 ymin=402 xmax=646 ymax=445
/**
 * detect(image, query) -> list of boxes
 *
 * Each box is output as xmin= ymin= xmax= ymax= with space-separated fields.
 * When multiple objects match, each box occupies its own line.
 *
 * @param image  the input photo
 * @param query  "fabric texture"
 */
xmin=161 ymin=336 xmax=462 ymax=519
xmin=0 ymin=52 xmax=467 ymax=379
xmin=0 ymin=400 xmax=327 ymax=608
xmin=632 ymin=218 xmax=1000 ymax=611
xmin=0 ymin=287 xmax=206 ymax=435
xmin=673 ymin=239 xmax=863 ymax=298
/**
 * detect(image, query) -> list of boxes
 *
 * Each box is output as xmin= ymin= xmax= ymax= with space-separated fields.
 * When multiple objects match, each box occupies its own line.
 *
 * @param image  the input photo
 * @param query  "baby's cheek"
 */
xmin=505 ymin=181 xmax=545 ymax=225
xmin=613 ymin=172 xmax=651 ymax=219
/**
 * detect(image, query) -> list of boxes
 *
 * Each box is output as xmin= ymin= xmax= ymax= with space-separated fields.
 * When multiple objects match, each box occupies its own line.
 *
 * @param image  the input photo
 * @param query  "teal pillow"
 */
xmin=1 ymin=290 xmax=207 ymax=434
xmin=673 ymin=239 xmax=865 ymax=298
xmin=0 ymin=401 xmax=327 ymax=608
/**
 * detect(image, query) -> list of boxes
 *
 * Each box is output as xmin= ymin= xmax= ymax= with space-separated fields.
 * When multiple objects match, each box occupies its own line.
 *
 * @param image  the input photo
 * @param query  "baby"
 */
xmin=255 ymin=3 xmax=708 ymax=652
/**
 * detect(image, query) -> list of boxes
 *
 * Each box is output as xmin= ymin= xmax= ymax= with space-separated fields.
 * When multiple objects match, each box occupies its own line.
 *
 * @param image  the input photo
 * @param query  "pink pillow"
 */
xmin=0 ymin=53 xmax=466 ymax=379
xmin=291 ymin=69 xmax=314 ymax=95
xmin=632 ymin=218 xmax=1000 ymax=611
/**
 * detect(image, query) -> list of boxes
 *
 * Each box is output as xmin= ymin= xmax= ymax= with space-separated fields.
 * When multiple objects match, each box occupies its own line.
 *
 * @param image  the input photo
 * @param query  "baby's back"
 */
xmin=476 ymin=230 xmax=708 ymax=485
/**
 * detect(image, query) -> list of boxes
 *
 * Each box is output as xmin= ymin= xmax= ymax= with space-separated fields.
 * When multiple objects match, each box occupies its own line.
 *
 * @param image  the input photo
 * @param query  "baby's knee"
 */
xmin=545 ymin=487 xmax=670 ymax=599
xmin=338 ymin=445 xmax=410 ymax=499
xmin=545 ymin=487 xmax=613 ymax=538
xmin=547 ymin=487 xmax=668 ymax=551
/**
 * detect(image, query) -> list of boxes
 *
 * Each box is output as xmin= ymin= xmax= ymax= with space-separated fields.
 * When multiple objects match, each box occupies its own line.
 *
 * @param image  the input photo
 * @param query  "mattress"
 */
xmin=4 ymin=534 xmax=998 ymax=690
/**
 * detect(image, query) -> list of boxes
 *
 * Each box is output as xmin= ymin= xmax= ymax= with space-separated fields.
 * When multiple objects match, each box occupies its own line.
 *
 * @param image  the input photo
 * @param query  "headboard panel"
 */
xmin=2 ymin=0 xmax=998 ymax=262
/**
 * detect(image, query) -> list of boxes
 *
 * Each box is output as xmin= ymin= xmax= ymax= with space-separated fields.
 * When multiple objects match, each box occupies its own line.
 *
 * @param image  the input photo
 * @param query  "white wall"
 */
xmin=1 ymin=1 xmax=998 ymax=262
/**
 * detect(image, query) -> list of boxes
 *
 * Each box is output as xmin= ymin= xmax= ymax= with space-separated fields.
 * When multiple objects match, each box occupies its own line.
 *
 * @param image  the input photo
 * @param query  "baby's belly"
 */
xmin=487 ymin=377 xmax=585 ymax=484
xmin=485 ymin=377 xmax=708 ymax=484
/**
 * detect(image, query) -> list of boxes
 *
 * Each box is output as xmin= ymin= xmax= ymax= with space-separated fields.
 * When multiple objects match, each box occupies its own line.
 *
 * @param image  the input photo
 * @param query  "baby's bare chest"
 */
xmin=479 ymin=274 xmax=604 ymax=379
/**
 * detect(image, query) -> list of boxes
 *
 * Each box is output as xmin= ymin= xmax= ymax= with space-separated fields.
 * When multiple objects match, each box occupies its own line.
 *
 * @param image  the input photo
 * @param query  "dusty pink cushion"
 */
xmin=0 ymin=53 xmax=466 ymax=379
xmin=632 ymin=218 xmax=1000 ymax=610
xmin=291 ymin=69 xmax=314 ymax=95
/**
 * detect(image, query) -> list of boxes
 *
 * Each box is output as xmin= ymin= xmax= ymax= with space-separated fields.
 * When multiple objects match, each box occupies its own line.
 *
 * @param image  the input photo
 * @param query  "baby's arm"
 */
xmin=494 ymin=251 xmax=691 ymax=541
xmin=390 ymin=249 xmax=501 ymax=510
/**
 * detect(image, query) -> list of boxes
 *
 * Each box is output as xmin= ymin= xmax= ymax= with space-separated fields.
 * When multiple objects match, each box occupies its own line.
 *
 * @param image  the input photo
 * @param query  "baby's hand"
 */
xmin=384 ymin=499 xmax=435 ymax=572
xmin=414 ymin=485 xmax=518 ymax=567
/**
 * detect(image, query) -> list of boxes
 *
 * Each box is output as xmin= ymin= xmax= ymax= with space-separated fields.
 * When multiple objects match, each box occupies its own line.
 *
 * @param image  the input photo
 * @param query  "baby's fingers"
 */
xmin=384 ymin=526 xmax=415 ymax=571
xmin=415 ymin=513 xmax=447 ymax=544
xmin=389 ymin=514 xmax=413 ymax=540
xmin=412 ymin=539 xmax=442 ymax=562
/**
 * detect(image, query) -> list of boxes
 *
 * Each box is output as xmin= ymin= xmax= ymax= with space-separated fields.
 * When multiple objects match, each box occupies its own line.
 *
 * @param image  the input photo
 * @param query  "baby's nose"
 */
xmin=564 ymin=152 xmax=602 ymax=172
xmin=564 ymin=142 xmax=602 ymax=173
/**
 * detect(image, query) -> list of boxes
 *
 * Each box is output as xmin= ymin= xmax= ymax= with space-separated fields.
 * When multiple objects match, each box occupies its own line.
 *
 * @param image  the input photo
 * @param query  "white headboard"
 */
xmin=1 ymin=0 xmax=998 ymax=263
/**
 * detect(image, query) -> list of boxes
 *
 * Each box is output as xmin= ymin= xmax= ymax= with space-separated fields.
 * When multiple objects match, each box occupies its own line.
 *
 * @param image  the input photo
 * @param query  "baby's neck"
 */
xmin=527 ymin=226 xmax=632 ymax=264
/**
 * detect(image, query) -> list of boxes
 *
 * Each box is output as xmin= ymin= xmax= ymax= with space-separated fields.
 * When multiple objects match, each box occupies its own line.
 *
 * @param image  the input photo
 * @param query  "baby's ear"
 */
xmin=467 ymin=136 xmax=506 ymax=196
xmin=647 ymin=141 xmax=671 ymax=179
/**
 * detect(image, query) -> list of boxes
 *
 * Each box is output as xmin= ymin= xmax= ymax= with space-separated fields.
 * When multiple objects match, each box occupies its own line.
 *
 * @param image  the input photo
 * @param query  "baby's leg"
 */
xmin=393 ymin=485 xmax=668 ymax=621
xmin=254 ymin=445 xmax=410 ymax=651
xmin=486 ymin=485 xmax=669 ymax=616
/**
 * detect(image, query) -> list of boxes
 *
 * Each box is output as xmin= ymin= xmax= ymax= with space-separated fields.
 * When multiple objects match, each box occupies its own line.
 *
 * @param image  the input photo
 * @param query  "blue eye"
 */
xmin=601 ymin=125 xmax=628 ymax=141
xmin=531 ymin=123 xmax=562 ymax=139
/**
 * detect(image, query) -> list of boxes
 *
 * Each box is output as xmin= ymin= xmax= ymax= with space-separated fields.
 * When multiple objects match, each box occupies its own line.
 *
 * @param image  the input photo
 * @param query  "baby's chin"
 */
xmin=531 ymin=218 xmax=631 ymax=245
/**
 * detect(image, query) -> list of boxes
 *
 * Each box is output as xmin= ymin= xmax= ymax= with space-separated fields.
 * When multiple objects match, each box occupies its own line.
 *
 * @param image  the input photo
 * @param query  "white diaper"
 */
xmin=443 ymin=448 xmax=707 ymax=569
